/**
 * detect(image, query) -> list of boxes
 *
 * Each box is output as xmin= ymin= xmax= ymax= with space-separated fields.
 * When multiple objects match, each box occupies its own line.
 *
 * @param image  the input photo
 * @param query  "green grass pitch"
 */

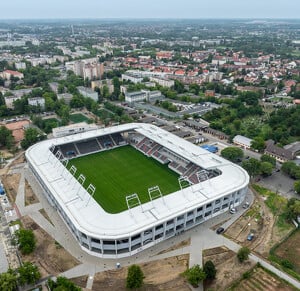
xmin=69 ymin=145 xmax=180 ymax=213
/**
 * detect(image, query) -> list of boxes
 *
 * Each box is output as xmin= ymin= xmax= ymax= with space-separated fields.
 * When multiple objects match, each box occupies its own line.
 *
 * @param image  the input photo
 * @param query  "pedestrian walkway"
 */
xmin=0 ymin=235 xmax=9 ymax=273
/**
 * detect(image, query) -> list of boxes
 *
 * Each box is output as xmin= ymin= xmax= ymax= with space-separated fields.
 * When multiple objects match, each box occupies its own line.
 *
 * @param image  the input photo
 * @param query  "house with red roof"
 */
xmin=1 ymin=70 xmax=24 ymax=80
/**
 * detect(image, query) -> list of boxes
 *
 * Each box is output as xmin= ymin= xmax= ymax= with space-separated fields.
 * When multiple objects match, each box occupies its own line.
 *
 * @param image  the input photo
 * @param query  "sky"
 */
xmin=1 ymin=0 xmax=300 ymax=19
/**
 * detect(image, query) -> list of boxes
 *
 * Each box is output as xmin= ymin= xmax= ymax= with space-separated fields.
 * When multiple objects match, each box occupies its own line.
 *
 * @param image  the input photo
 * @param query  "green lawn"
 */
xmin=69 ymin=146 xmax=180 ymax=213
xmin=70 ymin=113 xmax=92 ymax=124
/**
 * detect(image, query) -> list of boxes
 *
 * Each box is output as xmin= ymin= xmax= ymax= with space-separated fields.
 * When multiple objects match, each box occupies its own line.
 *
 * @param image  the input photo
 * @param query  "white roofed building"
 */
xmin=26 ymin=123 xmax=249 ymax=258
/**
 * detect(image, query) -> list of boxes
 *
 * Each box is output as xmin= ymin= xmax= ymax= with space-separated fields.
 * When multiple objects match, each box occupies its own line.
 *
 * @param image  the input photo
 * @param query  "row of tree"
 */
xmin=220 ymin=147 xmax=276 ymax=177
xmin=0 ymin=262 xmax=40 ymax=291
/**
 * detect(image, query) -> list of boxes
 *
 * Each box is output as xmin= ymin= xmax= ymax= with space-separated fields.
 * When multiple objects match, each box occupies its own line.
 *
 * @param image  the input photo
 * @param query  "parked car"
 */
xmin=230 ymin=208 xmax=237 ymax=214
xmin=243 ymin=202 xmax=249 ymax=209
xmin=216 ymin=227 xmax=225 ymax=234
xmin=247 ymin=233 xmax=254 ymax=241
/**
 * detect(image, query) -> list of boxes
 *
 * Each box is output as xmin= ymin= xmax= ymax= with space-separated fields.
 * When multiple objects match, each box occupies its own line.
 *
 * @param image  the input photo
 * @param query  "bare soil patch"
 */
xmin=231 ymin=265 xmax=296 ymax=291
xmin=20 ymin=216 xmax=80 ymax=277
xmin=0 ymin=149 xmax=14 ymax=159
xmin=203 ymin=246 xmax=255 ymax=290
xmin=225 ymin=192 xmax=292 ymax=258
xmin=39 ymin=208 xmax=54 ymax=225
xmin=10 ymin=152 xmax=25 ymax=167
xmin=25 ymin=179 xmax=39 ymax=205
xmin=156 ymin=238 xmax=191 ymax=255
xmin=2 ymin=173 xmax=21 ymax=203
xmin=92 ymin=255 xmax=190 ymax=291
xmin=70 ymin=275 xmax=88 ymax=289
xmin=275 ymin=229 xmax=300 ymax=274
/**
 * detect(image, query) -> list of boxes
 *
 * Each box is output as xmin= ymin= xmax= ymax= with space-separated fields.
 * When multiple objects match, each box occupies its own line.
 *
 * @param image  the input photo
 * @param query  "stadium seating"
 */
xmin=98 ymin=135 xmax=114 ymax=148
xmin=76 ymin=139 xmax=101 ymax=155
xmin=60 ymin=143 xmax=79 ymax=158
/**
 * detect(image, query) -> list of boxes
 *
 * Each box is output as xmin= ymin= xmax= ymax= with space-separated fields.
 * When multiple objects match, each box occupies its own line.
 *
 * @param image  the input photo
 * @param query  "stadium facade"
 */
xmin=26 ymin=123 xmax=249 ymax=258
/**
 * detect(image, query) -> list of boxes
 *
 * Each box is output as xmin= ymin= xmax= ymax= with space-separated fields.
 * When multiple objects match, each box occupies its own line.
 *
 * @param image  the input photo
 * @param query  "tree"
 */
xmin=184 ymin=265 xmax=206 ymax=287
xmin=21 ymin=128 xmax=43 ymax=150
xmin=18 ymin=262 xmax=41 ymax=286
xmin=0 ymin=126 xmax=14 ymax=149
xmin=294 ymin=181 xmax=300 ymax=194
xmin=260 ymin=154 xmax=276 ymax=167
xmin=286 ymin=198 xmax=300 ymax=220
xmin=242 ymin=158 xmax=261 ymax=177
xmin=174 ymin=80 xmax=184 ymax=93
xmin=15 ymin=229 xmax=36 ymax=255
xmin=203 ymin=260 xmax=217 ymax=280
xmin=260 ymin=162 xmax=273 ymax=177
xmin=251 ymin=137 xmax=265 ymax=152
xmin=221 ymin=147 xmax=244 ymax=163
xmin=281 ymin=161 xmax=300 ymax=179
xmin=126 ymin=265 xmax=144 ymax=289
xmin=0 ymin=270 xmax=18 ymax=291
xmin=47 ymin=276 xmax=81 ymax=291
xmin=237 ymin=247 xmax=250 ymax=262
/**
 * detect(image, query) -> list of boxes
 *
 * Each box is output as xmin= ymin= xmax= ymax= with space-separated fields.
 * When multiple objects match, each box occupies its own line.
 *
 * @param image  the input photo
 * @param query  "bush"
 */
xmin=281 ymin=259 xmax=294 ymax=270
xmin=126 ymin=265 xmax=144 ymax=289
xmin=237 ymin=247 xmax=250 ymax=263
xmin=203 ymin=260 xmax=217 ymax=280
xmin=183 ymin=264 xmax=206 ymax=287
xmin=15 ymin=229 xmax=36 ymax=255
xmin=242 ymin=270 xmax=252 ymax=279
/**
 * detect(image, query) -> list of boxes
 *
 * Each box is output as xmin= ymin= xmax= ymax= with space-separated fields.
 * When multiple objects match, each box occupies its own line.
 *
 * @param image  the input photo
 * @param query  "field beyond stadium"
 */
xmin=69 ymin=145 xmax=180 ymax=213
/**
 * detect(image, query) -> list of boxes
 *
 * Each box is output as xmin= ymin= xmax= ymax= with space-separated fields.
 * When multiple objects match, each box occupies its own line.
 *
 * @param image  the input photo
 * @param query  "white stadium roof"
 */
xmin=26 ymin=123 xmax=249 ymax=239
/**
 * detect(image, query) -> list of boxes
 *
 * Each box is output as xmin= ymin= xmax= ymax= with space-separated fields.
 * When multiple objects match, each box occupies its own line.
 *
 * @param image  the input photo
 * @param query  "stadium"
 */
xmin=26 ymin=123 xmax=249 ymax=258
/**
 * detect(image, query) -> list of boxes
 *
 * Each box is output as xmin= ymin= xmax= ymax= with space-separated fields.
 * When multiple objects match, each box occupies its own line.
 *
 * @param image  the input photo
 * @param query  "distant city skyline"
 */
xmin=1 ymin=0 xmax=300 ymax=19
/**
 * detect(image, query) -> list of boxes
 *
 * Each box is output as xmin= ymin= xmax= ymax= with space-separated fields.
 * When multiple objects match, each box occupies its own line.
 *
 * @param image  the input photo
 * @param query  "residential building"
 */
xmin=77 ymin=86 xmax=98 ymax=101
xmin=52 ymin=122 xmax=98 ymax=138
xmin=91 ymin=80 xmax=114 ymax=94
xmin=150 ymin=76 xmax=174 ymax=88
xmin=265 ymin=140 xmax=294 ymax=163
xmin=233 ymin=135 xmax=253 ymax=149
xmin=28 ymin=97 xmax=45 ymax=108
xmin=4 ymin=96 xmax=21 ymax=109
xmin=57 ymin=93 xmax=73 ymax=105
xmin=125 ymin=90 xmax=162 ymax=103
xmin=121 ymin=73 xmax=143 ymax=84
xmin=1 ymin=70 xmax=24 ymax=80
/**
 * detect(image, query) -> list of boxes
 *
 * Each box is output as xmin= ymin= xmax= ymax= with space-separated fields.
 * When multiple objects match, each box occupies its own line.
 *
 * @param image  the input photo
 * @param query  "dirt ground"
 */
xmin=39 ymin=208 xmax=54 ymax=225
xmin=9 ymin=152 xmax=25 ymax=167
xmin=203 ymin=246 xmax=256 ymax=290
xmin=225 ymin=193 xmax=292 ymax=258
xmin=275 ymin=229 xmax=300 ymax=274
xmin=1 ymin=173 xmax=21 ymax=203
xmin=92 ymin=255 xmax=190 ymax=291
xmin=0 ymin=149 xmax=14 ymax=159
xmin=20 ymin=215 xmax=80 ymax=277
xmin=231 ymin=265 xmax=296 ymax=291
xmin=25 ymin=179 xmax=39 ymax=205
xmin=70 ymin=275 xmax=88 ymax=289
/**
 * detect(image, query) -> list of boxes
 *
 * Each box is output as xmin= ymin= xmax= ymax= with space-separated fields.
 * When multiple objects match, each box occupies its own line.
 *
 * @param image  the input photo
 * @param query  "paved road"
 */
xmin=258 ymin=171 xmax=297 ymax=199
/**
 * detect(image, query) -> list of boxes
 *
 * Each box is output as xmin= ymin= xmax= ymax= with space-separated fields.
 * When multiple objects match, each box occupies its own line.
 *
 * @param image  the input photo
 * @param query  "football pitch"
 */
xmin=69 ymin=145 xmax=180 ymax=213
